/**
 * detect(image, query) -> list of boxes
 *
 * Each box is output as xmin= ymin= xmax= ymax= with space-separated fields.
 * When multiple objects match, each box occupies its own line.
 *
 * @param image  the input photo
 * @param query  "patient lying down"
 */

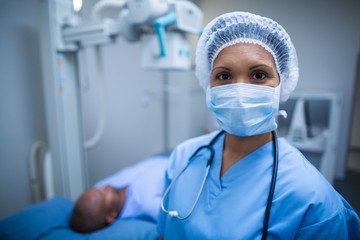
xmin=70 ymin=155 xmax=168 ymax=233
xmin=71 ymin=185 xmax=127 ymax=233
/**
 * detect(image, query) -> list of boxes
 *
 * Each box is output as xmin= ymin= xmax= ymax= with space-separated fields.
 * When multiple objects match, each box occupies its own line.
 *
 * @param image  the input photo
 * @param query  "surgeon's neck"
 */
xmin=221 ymin=132 xmax=273 ymax=176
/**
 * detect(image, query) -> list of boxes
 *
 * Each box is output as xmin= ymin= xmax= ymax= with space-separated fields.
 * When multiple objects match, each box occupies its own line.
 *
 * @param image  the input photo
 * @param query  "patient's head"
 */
xmin=70 ymin=185 xmax=127 ymax=233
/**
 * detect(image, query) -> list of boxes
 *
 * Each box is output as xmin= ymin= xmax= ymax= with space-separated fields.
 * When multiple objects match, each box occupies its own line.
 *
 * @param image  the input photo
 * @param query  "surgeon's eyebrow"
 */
xmin=212 ymin=66 xmax=232 ymax=72
xmin=249 ymin=64 xmax=273 ymax=70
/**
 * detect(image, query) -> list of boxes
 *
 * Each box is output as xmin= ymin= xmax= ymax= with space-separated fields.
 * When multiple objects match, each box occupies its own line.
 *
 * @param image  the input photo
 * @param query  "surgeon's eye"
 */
xmin=216 ymin=73 xmax=231 ymax=81
xmin=252 ymin=71 xmax=267 ymax=81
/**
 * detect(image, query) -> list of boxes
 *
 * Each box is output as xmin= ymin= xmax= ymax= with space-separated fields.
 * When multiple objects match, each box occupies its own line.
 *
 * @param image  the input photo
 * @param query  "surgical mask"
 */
xmin=206 ymin=83 xmax=281 ymax=136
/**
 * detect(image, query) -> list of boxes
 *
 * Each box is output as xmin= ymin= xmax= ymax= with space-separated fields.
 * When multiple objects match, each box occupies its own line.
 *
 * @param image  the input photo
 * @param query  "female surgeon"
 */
xmin=157 ymin=11 xmax=360 ymax=239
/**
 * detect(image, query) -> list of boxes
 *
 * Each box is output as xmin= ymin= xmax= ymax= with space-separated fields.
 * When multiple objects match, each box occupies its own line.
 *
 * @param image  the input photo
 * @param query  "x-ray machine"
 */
xmin=38 ymin=0 xmax=203 ymax=201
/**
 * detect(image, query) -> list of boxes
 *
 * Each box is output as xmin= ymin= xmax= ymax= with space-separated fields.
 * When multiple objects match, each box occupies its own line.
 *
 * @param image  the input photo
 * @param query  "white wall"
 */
xmin=80 ymin=45 xmax=207 ymax=186
xmin=198 ymin=0 xmax=360 ymax=178
xmin=0 ymin=0 xmax=47 ymax=218
xmin=81 ymin=47 xmax=207 ymax=186
xmin=79 ymin=41 xmax=166 ymax=186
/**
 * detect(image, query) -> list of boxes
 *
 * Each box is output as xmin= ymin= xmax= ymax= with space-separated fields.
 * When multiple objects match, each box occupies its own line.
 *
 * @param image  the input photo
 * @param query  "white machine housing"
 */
xmin=127 ymin=0 xmax=169 ymax=24
xmin=141 ymin=32 xmax=192 ymax=70
xmin=278 ymin=92 xmax=342 ymax=185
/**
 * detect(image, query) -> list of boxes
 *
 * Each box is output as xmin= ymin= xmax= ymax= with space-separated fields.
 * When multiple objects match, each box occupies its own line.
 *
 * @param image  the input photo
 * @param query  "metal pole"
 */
xmin=163 ymin=71 xmax=170 ymax=151
xmin=39 ymin=0 xmax=88 ymax=200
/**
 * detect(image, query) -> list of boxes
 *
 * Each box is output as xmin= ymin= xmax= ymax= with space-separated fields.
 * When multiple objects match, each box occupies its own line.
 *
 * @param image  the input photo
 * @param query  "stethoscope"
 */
xmin=161 ymin=130 xmax=279 ymax=240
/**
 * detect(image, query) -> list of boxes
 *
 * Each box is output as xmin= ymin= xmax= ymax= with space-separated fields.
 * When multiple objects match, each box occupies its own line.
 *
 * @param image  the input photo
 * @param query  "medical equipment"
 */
xmin=161 ymin=130 xmax=279 ymax=240
xmin=62 ymin=0 xmax=203 ymax=70
xmin=278 ymin=92 xmax=342 ymax=184
xmin=38 ymin=0 xmax=203 ymax=201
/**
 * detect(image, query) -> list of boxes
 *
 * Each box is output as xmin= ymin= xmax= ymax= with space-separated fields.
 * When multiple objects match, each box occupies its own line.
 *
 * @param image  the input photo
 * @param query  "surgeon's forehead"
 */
xmin=213 ymin=43 xmax=277 ymax=70
xmin=217 ymin=43 xmax=274 ymax=60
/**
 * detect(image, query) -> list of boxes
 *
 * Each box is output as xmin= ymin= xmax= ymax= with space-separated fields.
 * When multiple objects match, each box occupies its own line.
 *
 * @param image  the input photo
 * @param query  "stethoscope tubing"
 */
xmin=262 ymin=130 xmax=279 ymax=240
xmin=160 ymin=131 xmax=223 ymax=220
xmin=161 ymin=130 xmax=279 ymax=240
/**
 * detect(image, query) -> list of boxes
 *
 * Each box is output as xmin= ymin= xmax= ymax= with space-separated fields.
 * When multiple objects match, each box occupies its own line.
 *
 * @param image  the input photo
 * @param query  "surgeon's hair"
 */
xmin=70 ymin=192 xmax=108 ymax=233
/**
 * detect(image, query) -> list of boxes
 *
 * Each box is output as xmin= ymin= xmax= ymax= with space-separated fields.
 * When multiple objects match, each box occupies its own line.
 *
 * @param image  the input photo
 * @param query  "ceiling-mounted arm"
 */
xmin=153 ymin=0 xmax=203 ymax=57
xmin=90 ymin=0 xmax=127 ymax=21
xmin=60 ymin=0 xmax=203 ymax=56
xmin=154 ymin=12 xmax=177 ymax=57
xmin=61 ymin=19 xmax=122 ymax=48
xmin=60 ymin=0 xmax=166 ymax=49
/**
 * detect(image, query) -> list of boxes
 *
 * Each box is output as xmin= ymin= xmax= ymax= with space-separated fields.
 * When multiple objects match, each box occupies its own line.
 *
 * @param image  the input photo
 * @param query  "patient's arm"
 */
xmin=94 ymin=155 xmax=168 ymax=189
xmin=94 ymin=155 xmax=169 ymax=223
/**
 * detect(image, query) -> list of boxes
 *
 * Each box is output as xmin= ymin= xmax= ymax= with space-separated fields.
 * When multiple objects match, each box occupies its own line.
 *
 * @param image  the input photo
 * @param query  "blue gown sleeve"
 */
xmin=295 ymin=196 xmax=360 ymax=239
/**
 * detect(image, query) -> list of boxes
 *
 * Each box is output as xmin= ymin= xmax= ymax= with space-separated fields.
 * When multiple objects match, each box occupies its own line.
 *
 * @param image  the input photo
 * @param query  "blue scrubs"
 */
xmin=157 ymin=131 xmax=360 ymax=239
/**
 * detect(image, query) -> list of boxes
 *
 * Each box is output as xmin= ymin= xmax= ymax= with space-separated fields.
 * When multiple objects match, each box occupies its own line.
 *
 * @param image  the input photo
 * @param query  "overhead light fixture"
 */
xmin=73 ymin=0 xmax=83 ymax=12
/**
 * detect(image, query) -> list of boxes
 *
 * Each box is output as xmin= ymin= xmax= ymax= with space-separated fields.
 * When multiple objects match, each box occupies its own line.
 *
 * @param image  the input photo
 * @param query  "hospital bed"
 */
xmin=0 ymin=197 xmax=157 ymax=240
xmin=0 ymin=152 xmax=170 ymax=240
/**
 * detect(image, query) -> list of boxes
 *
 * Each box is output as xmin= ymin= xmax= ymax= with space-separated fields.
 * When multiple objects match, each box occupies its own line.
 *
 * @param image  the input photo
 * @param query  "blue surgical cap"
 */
xmin=195 ymin=11 xmax=299 ymax=102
